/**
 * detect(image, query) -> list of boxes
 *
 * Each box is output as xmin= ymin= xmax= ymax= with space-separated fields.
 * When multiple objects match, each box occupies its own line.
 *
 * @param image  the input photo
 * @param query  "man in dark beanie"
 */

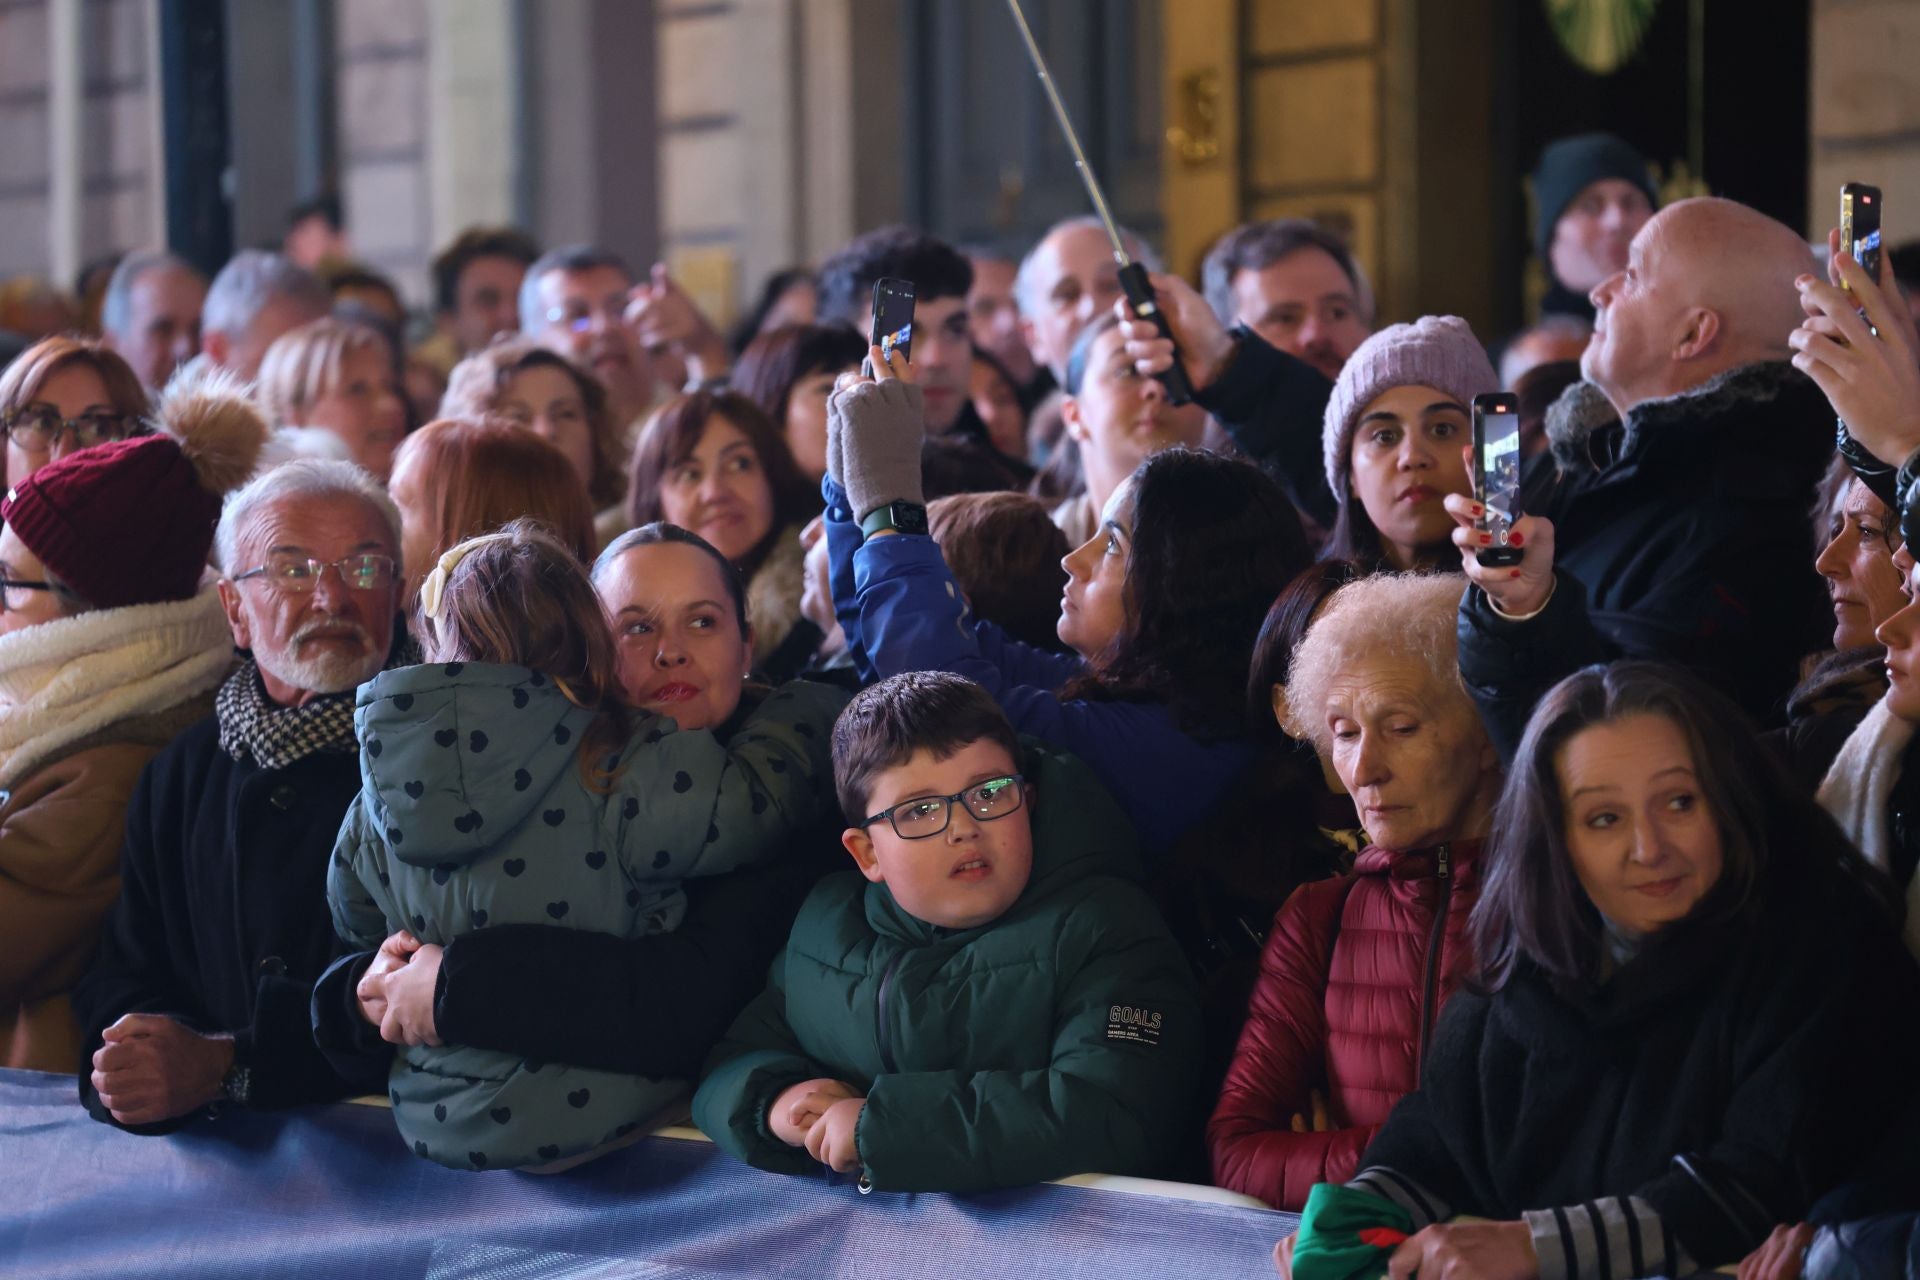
xmin=1532 ymin=131 xmax=1658 ymax=321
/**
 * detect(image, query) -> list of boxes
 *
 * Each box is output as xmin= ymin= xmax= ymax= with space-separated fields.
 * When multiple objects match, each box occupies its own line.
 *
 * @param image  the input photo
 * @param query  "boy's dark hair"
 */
xmin=432 ymin=225 xmax=541 ymax=314
xmin=817 ymin=225 xmax=973 ymax=327
xmin=832 ymin=672 xmax=1021 ymax=825
xmin=928 ymin=491 xmax=1069 ymax=651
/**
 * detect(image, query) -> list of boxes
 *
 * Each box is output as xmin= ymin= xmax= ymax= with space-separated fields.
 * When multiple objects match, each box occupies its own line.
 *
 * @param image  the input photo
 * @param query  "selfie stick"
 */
xmin=1003 ymin=0 xmax=1195 ymax=405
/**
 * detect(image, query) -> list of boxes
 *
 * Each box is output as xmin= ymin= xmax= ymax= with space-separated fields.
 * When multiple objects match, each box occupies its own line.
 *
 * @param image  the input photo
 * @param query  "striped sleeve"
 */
xmin=1523 ymin=1196 xmax=1698 ymax=1280
xmin=1344 ymin=1166 xmax=1452 ymax=1230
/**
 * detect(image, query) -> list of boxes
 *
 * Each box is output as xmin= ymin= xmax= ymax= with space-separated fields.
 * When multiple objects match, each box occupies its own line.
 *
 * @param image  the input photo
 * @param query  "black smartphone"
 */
xmin=870 ymin=277 xmax=915 ymax=366
xmin=1472 ymin=393 xmax=1523 ymax=568
xmin=1841 ymin=182 xmax=1883 ymax=289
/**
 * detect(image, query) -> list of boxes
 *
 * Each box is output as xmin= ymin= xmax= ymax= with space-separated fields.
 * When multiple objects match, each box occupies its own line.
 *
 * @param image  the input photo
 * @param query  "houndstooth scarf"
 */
xmin=215 ymin=657 xmax=361 ymax=771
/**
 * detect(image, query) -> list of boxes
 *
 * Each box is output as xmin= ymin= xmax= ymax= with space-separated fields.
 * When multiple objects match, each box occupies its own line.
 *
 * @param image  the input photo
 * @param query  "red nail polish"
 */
xmin=1510 ymin=569 xmax=1522 ymax=579
xmin=1509 ymin=531 xmax=1525 ymax=548
xmin=1479 ymin=533 xmax=1492 ymax=546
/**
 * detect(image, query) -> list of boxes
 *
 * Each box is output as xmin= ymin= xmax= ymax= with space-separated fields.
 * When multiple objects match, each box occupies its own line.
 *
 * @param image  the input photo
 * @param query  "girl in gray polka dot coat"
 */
xmin=327 ymin=523 xmax=843 ymax=1171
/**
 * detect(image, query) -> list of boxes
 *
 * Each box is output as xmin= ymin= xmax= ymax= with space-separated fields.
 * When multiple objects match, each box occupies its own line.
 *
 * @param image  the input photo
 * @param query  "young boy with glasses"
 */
xmin=693 ymin=670 xmax=1201 ymax=1191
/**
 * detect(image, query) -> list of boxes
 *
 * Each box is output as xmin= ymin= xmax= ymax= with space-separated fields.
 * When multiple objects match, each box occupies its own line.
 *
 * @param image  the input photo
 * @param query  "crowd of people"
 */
xmin=5 ymin=128 xmax=1920 ymax=1279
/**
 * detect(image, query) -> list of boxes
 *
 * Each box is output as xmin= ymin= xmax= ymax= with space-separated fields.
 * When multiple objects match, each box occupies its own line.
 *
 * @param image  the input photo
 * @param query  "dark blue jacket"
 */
xmin=823 ymin=476 xmax=1252 ymax=860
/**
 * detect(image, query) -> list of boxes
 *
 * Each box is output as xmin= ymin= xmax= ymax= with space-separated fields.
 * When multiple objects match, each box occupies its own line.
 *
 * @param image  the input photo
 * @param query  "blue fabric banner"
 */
xmin=0 ymin=1069 xmax=1296 ymax=1278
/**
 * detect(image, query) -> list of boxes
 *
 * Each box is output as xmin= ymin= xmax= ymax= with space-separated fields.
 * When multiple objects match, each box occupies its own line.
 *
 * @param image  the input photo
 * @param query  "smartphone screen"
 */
xmin=870 ymin=277 xmax=915 ymax=365
xmin=1473 ymin=393 xmax=1522 ymax=564
xmin=1842 ymin=183 xmax=1883 ymax=289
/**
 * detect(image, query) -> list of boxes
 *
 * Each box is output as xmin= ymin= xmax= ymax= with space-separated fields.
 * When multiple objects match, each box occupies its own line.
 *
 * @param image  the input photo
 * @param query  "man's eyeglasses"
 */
xmin=2 ymin=407 xmax=137 ymax=453
xmin=544 ymin=296 xmax=628 ymax=336
xmin=860 ymin=775 xmax=1026 ymax=840
xmin=232 ymin=553 xmax=397 ymax=594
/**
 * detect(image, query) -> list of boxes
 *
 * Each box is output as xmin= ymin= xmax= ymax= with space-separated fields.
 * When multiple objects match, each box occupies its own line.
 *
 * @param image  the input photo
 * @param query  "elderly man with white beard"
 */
xmin=73 ymin=460 xmax=405 ymax=1132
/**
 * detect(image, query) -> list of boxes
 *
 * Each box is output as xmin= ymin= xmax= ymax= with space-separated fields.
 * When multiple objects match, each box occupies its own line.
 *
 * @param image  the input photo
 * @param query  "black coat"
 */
xmin=1358 ymin=851 xmax=1920 ymax=1270
xmin=71 ymin=716 xmax=380 ymax=1131
xmin=1460 ymin=364 xmax=1834 ymax=758
xmin=1192 ymin=327 xmax=1339 ymax=530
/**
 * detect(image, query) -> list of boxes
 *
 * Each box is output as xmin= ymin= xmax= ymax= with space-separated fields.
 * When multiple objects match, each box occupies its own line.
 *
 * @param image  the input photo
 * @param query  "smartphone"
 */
xmin=870 ymin=277 xmax=915 ymax=365
xmin=1472 ymin=393 xmax=1523 ymax=568
xmin=1842 ymin=182 xmax=1884 ymax=290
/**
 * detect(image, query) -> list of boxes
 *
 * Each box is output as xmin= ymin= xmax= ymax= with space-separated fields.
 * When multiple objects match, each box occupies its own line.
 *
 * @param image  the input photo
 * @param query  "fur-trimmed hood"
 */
xmin=1545 ymin=361 xmax=1819 ymax=474
xmin=746 ymin=524 xmax=808 ymax=667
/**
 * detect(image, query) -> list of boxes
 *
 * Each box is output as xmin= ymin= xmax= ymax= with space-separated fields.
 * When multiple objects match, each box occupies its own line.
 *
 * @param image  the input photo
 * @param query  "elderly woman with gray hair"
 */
xmin=1209 ymin=572 xmax=1501 ymax=1212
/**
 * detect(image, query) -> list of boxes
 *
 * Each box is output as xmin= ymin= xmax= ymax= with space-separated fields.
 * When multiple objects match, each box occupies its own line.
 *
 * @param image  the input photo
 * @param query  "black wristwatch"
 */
xmin=860 ymin=501 xmax=929 ymax=538
xmin=220 ymin=1060 xmax=253 ymax=1106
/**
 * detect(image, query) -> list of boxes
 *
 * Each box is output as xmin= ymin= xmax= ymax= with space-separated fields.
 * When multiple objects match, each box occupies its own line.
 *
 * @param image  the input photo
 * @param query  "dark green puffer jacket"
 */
xmin=691 ymin=741 xmax=1203 ymax=1192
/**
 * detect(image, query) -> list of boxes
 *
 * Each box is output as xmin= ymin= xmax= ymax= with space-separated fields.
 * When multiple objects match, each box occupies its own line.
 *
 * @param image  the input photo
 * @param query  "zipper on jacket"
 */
xmin=874 ymin=950 xmax=905 ymax=1074
xmin=1415 ymin=844 xmax=1453 ymax=1073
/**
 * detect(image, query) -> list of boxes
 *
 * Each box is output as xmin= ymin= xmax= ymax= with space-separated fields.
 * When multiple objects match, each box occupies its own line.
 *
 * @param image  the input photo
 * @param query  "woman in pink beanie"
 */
xmin=1319 ymin=316 xmax=1498 ymax=572
xmin=0 ymin=367 xmax=264 ymax=1073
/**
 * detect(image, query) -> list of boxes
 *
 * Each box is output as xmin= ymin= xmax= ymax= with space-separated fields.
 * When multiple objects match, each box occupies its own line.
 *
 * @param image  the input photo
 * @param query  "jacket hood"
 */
xmin=355 ymin=661 xmax=600 ymax=867
xmin=864 ymin=738 xmax=1142 ymax=943
xmin=1545 ymin=361 xmax=1823 ymax=474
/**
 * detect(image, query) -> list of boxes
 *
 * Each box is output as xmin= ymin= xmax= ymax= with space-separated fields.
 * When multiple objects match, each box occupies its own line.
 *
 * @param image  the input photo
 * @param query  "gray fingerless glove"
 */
xmin=827 ymin=378 xmax=926 ymax=522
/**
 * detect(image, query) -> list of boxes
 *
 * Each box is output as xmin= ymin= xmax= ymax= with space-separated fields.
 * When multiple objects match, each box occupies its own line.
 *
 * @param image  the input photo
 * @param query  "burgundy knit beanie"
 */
xmin=1 ymin=367 xmax=266 ymax=610
xmin=1321 ymin=316 xmax=1499 ymax=495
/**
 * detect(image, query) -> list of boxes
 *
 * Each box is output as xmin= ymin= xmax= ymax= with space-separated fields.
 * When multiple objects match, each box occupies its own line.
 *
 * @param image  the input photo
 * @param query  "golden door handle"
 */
xmin=1165 ymin=68 xmax=1223 ymax=167
xmin=994 ymin=165 xmax=1026 ymax=229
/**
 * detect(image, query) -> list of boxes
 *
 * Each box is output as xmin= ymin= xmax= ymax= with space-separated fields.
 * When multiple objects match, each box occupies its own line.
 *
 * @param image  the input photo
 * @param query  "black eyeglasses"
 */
xmin=0 ymin=577 xmax=54 ymax=612
xmin=232 ymin=553 xmax=398 ymax=594
xmin=860 ymin=775 xmax=1026 ymax=840
xmin=2 ymin=407 xmax=137 ymax=453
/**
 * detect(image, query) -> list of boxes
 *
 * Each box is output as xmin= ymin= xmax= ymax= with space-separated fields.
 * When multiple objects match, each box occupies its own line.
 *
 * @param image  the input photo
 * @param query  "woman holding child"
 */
xmin=316 ymin=521 xmax=850 ymax=1103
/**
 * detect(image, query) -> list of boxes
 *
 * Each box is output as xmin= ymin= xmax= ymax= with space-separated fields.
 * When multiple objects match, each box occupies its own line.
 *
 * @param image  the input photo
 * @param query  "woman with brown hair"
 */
xmin=0 ymin=336 xmax=150 ymax=489
xmin=730 ymin=322 xmax=865 ymax=483
xmin=440 ymin=337 xmax=630 ymax=546
xmin=386 ymin=418 xmax=597 ymax=606
xmin=627 ymin=390 xmax=820 ymax=683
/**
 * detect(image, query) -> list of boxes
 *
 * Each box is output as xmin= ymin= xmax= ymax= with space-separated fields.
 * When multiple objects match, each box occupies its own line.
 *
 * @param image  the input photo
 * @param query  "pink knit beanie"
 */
xmin=1321 ymin=316 xmax=1498 ymax=494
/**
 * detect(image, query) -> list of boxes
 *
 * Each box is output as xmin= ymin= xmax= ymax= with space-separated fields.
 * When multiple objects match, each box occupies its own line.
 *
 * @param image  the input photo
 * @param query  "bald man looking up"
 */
xmin=1457 ymin=197 xmax=1837 ymax=749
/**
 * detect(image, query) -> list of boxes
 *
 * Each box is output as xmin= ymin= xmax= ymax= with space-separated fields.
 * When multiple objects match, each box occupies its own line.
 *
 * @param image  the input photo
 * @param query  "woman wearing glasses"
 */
xmin=0 ymin=336 xmax=150 ymax=489
xmin=0 ymin=368 xmax=264 ymax=1073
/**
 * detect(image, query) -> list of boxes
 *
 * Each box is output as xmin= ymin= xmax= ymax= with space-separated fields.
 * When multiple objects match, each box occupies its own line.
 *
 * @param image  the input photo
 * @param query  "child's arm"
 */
xmin=618 ymin=679 xmax=847 ymax=881
xmin=691 ymin=950 xmax=847 ymax=1174
xmin=326 ymin=799 xmax=393 ymax=951
xmin=854 ymin=894 xmax=1204 ymax=1193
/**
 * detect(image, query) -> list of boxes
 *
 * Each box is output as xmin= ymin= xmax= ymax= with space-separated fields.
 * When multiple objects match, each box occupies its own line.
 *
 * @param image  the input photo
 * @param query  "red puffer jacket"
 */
xmin=1207 ymin=840 xmax=1482 ymax=1210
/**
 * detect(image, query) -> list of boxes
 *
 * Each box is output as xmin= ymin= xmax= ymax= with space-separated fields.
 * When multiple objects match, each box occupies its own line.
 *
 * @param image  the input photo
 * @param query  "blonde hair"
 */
xmin=1284 ymin=572 xmax=1477 ymax=751
xmin=255 ymin=316 xmax=391 ymax=427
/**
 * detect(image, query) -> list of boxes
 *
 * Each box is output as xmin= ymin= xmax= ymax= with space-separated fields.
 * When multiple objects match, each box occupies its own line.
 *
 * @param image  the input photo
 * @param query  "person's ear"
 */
xmin=1272 ymin=683 xmax=1301 ymax=740
xmin=1060 ymin=393 xmax=1090 ymax=445
xmin=738 ymin=624 xmax=755 ymax=680
xmin=1019 ymin=315 xmax=1043 ymax=368
xmin=202 ymin=329 xmax=230 ymax=369
xmin=1673 ymin=306 xmax=1722 ymax=361
xmin=217 ymin=578 xmax=251 ymax=650
xmin=842 ymin=826 xmax=884 ymax=882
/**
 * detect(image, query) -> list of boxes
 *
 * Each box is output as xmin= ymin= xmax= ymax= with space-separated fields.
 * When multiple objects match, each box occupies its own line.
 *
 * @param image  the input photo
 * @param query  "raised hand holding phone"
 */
xmin=1472 ymin=394 xmax=1524 ymax=568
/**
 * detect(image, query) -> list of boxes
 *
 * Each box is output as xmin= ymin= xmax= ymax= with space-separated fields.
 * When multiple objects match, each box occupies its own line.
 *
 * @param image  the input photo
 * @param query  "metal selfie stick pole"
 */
xmin=1003 ymin=0 xmax=1195 ymax=405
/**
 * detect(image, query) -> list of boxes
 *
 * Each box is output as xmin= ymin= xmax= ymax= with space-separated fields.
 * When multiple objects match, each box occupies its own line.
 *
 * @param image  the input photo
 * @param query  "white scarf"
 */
xmin=1817 ymin=694 xmax=1920 ymax=959
xmin=0 ymin=586 xmax=233 ymax=793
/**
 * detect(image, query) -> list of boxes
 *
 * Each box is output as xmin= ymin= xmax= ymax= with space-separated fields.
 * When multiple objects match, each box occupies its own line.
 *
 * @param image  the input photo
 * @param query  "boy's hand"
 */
xmin=804 ymin=1096 xmax=866 ymax=1173
xmin=768 ymin=1077 xmax=860 ymax=1147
